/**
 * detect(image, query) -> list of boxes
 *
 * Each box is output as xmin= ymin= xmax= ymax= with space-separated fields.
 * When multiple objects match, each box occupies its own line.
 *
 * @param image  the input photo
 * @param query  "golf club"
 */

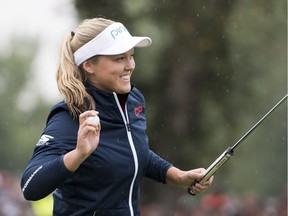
xmin=188 ymin=93 xmax=287 ymax=195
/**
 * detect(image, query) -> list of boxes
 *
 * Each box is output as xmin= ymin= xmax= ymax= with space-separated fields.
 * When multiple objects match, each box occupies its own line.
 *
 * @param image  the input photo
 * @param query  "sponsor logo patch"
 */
xmin=36 ymin=134 xmax=54 ymax=146
xmin=134 ymin=105 xmax=143 ymax=117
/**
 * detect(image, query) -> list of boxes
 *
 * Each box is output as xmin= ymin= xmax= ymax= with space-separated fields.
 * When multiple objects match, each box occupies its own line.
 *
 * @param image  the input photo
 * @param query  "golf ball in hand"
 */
xmin=87 ymin=115 xmax=100 ymax=125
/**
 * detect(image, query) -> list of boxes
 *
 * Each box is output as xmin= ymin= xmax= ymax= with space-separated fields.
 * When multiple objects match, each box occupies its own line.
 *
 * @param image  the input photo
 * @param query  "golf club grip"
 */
xmin=188 ymin=147 xmax=234 ymax=195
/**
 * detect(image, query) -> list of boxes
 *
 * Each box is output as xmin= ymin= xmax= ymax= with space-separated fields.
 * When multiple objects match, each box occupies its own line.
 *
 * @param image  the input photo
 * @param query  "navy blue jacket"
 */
xmin=21 ymin=83 xmax=173 ymax=216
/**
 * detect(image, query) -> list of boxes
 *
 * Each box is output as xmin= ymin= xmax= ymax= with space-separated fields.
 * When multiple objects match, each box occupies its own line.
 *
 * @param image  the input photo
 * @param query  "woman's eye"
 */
xmin=116 ymin=56 xmax=125 ymax=61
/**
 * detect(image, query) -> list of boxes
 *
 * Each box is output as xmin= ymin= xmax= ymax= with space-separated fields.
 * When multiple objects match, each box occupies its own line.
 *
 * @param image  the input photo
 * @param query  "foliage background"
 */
xmin=1 ymin=0 xmax=286 ymax=214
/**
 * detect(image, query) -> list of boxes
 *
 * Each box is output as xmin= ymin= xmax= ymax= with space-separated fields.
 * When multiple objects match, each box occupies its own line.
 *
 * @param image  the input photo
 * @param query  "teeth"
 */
xmin=121 ymin=75 xmax=130 ymax=81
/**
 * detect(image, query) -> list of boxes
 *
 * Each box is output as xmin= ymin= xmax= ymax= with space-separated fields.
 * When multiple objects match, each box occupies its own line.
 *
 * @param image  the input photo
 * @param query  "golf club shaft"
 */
xmin=188 ymin=94 xmax=287 ymax=196
xmin=231 ymin=93 xmax=288 ymax=150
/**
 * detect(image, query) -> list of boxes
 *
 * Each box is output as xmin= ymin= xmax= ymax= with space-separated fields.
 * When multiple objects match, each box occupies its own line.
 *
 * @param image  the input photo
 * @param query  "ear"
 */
xmin=82 ymin=60 xmax=94 ymax=74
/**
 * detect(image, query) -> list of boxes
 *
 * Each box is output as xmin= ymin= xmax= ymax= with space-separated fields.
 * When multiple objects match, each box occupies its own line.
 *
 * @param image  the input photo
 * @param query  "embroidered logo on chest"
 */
xmin=134 ymin=106 xmax=143 ymax=117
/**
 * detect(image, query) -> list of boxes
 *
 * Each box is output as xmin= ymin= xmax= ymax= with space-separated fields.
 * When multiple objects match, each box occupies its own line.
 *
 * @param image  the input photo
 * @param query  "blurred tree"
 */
xmin=222 ymin=0 xmax=287 ymax=196
xmin=0 ymin=39 xmax=51 ymax=173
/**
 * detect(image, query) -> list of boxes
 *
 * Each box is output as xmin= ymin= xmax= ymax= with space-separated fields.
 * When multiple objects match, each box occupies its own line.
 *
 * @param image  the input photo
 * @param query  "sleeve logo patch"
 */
xmin=36 ymin=134 xmax=54 ymax=146
xmin=134 ymin=105 xmax=143 ymax=117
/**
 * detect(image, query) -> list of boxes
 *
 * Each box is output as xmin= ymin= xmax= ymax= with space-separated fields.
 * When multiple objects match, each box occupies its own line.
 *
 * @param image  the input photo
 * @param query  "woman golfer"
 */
xmin=21 ymin=17 xmax=213 ymax=216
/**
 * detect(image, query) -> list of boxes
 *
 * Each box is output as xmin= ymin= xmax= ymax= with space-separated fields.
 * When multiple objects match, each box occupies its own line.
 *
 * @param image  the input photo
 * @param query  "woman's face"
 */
xmin=84 ymin=49 xmax=135 ymax=94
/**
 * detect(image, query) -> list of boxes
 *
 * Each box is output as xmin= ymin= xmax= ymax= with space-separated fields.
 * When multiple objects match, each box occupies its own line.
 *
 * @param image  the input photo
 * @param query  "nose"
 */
xmin=125 ymin=58 xmax=135 ymax=71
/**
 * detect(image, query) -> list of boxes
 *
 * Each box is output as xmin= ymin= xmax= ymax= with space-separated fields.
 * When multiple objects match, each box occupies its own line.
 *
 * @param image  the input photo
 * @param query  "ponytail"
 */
xmin=56 ymin=18 xmax=114 ymax=118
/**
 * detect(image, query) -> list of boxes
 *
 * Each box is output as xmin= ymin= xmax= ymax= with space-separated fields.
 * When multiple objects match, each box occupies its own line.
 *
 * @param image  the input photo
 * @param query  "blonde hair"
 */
xmin=56 ymin=17 xmax=115 ymax=118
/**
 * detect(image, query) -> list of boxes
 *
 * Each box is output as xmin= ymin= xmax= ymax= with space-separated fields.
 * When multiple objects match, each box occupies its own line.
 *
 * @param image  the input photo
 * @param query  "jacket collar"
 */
xmin=84 ymin=81 xmax=134 ymax=106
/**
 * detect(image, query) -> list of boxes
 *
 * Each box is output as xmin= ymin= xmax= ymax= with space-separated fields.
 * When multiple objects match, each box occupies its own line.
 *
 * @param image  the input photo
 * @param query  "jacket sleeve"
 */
xmin=144 ymin=150 xmax=173 ymax=184
xmin=20 ymin=105 xmax=76 ymax=201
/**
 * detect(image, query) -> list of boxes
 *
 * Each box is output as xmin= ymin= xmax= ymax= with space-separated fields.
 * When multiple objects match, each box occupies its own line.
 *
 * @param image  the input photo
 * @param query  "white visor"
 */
xmin=73 ymin=22 xmax=152 ymax=66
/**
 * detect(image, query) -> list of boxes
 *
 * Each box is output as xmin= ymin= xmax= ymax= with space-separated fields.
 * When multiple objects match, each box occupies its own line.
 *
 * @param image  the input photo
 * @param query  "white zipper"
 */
xmin=113 ymin=93 xmax=138 ymax=216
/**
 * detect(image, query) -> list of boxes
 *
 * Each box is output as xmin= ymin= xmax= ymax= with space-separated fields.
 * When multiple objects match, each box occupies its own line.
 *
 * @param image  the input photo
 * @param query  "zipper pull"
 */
xmin=126 ymin=123 xmax=131 ymax=131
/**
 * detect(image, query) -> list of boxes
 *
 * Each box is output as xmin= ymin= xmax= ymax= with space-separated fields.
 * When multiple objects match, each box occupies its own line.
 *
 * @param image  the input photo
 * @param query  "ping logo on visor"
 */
xmin=73 ymin=22 xmax=152 ymax=66
xmin=110 ymin=26 xmax=128 ymax=39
